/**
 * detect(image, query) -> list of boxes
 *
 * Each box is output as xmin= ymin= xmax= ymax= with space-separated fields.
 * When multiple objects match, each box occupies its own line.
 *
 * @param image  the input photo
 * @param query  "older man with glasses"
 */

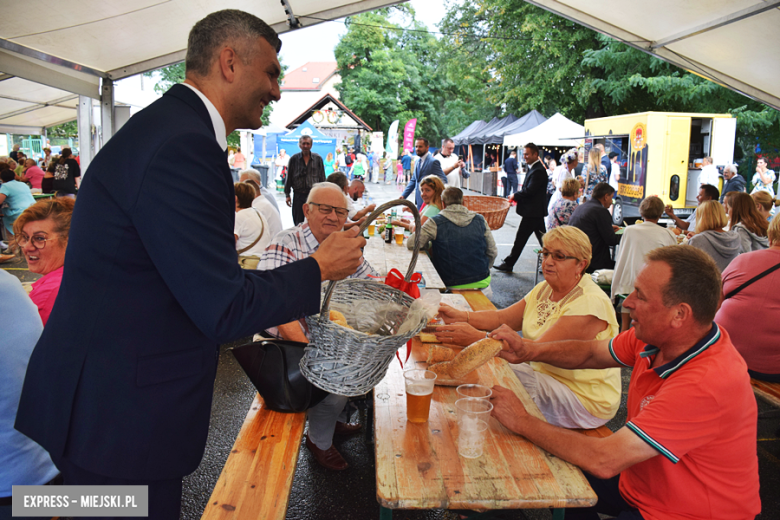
xmin=257 ymin=182 xmax=377 ymax=470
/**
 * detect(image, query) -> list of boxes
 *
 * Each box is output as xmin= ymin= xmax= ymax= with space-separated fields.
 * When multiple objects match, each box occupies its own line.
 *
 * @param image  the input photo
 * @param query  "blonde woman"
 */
xmin=324 ymin=152 xmax=336 ymax=175
xmin=582 ymin=148 xmax=608 ymax=200
xmin=688 ymin=200 xmax=741 ymax=271
xmin=393 ymin=175 xmax=444 ymax=232
xmin=752 ymin=190 xmax=779 ymax=220
xmin=547 ymin=177 xmax=580 ymax=230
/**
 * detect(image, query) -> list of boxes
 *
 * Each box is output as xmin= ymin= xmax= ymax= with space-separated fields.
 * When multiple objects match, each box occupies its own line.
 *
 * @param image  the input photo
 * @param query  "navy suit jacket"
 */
xmin=401 ymin=152 xmax=446 ymax=207
xmin=15 ymin=84 xmax=322 ymax=480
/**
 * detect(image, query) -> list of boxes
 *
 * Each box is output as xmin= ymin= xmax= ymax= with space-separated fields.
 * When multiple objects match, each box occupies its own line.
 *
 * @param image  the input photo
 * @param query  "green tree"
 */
xmin=47 ymin=120 xmax=78 ymax=138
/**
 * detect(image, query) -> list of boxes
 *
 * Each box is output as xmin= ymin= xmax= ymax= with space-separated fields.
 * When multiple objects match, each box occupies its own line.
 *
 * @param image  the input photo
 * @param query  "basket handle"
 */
xmin=320 ymin=199 xmax=422 ymax=319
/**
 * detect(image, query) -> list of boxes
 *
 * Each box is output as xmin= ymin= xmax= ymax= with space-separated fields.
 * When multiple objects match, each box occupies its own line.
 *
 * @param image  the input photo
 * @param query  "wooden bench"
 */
xmin=201 ymin=394 xmax=306 ymax=520
xmin=751 ymin=378 xmax=780 ymax=408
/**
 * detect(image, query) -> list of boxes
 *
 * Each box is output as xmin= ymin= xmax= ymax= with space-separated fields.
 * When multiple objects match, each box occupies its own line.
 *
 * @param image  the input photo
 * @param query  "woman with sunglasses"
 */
xmin=12 ymin=198 xmax=75 ymax=325
xmin=435 ymin=226 xmax=620 ymax=429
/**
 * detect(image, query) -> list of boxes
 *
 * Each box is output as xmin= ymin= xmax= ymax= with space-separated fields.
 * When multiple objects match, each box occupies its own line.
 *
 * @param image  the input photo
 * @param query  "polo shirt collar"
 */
xmin=641 ymin=323 xmax=721 ymax=379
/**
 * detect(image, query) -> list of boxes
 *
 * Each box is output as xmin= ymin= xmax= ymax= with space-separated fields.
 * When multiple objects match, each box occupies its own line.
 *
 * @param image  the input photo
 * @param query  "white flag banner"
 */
xmin=386 ymin=120 xmax=399 ymax=158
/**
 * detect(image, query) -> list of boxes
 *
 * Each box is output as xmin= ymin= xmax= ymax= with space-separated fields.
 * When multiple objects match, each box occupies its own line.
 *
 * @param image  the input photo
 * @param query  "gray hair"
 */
xmin=639 ymin=195 xmax=664 ymax=220
xmin=185 ymin=10 xmax=281 ymax=77
xmin=299 ymin=135 xmax=313 ymax=143
xmin=442 ymin=187 xmax=463 ymax=206
xmin=306 ymin=182 xmax=349 ymax=206
xmin=240 ymin=168 xmax=261 ymax=184
xmin=724 ymin=164 xmax=738 ymax=175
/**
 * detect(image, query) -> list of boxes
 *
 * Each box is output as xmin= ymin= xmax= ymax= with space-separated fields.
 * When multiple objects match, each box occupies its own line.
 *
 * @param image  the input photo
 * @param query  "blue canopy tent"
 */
xmin=251 ymin=122 xmax=288 ymax=165
xmin=278 ymin=121 xmax=337 ymax=160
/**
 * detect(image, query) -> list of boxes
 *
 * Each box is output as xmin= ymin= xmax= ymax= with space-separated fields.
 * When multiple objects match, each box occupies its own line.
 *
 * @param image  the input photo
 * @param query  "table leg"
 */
xmin=552 ymin=508 xmax=565 ymax=520
xmin=379 ymin=505 xmax=392 ymax=520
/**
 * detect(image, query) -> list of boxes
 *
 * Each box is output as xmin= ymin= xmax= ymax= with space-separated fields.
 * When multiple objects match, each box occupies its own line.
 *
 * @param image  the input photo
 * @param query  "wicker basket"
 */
xmin=462 ymin=195 xmax=511 ymax=230
xmin=301 ymin=200 xmax=427 ymax=396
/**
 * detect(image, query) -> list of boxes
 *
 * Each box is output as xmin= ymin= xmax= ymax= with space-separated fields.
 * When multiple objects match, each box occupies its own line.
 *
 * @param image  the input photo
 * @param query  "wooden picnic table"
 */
xmin=363 ymin=233 xmax=445 ymax=290
xmin=374 ymin=289 xmax=596 ymax=518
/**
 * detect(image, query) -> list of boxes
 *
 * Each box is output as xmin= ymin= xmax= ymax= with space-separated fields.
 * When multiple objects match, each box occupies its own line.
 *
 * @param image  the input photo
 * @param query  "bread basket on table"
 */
xmin=302 ymin=199 xmax=428 ymax=396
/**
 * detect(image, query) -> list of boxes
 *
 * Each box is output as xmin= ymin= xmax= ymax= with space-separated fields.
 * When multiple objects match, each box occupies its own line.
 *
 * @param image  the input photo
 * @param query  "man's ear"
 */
xmin=218 ymin=47 xmax=239 ymax=83
xmin=669 ymin=302 xmax=694 ymax=330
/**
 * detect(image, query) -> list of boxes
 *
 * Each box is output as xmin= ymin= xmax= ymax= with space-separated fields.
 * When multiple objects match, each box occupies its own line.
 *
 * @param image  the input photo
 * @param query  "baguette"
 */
xmin=448 ymin=338 xmax=503 ymax=379
xmin=428 ymin=361 xmax=452 ymax=378
xmin=427 ymin=345 xmax=457 ymax=364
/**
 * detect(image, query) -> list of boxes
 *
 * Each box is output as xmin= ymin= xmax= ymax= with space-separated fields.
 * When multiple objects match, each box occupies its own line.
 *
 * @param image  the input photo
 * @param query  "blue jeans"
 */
xmin=564 ymin=473 xmax=644 ymax=519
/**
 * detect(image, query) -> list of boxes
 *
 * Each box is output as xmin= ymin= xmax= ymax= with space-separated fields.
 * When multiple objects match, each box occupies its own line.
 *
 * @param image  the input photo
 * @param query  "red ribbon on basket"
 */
xmin=384 ymin=268 xmax=423 ymax=368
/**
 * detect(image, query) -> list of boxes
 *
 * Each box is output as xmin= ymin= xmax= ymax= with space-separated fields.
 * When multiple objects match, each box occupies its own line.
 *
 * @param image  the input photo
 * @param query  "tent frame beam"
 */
xmin=0 ymin=48 xmax=99 ymax=99
xmin=0 ymin=38 xmax=108 ymax=79
xmin=650 ymin=1 xmax=780 ymax=49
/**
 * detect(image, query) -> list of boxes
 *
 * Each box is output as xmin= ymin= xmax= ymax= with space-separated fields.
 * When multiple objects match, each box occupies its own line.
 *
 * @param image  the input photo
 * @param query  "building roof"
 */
xmin=281 ymin=62 xmax=339 ymax=91
xmin=287 ymin=93 xmax=372 ymax=131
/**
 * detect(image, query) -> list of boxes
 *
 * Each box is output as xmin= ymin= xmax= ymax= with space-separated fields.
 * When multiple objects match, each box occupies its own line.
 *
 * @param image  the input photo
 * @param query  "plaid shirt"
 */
xmin=257 ymin=222 xmax=378 ymax=337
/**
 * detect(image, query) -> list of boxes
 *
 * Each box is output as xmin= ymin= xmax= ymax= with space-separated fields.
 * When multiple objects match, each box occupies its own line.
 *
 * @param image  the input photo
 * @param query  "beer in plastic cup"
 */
xmin=456 ymin=384 xmax=492 ymax=400
xmin=368 ymin=222 xmax=376 ymax=236
xmin=404 ymin=369 xmax=437 ymax=423
xmin=395 ymin=226 xmax=405 ymax=246
xmin=455 ymin=397 xmax=492 ymax=458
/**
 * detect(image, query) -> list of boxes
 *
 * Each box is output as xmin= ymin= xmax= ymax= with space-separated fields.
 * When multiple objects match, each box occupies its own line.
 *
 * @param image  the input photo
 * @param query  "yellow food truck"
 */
xmin=584 ymin=112 xmax=736 ymax=225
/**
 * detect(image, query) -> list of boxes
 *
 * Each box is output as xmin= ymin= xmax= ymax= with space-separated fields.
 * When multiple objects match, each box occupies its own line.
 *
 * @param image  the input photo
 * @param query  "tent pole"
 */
xmin=77 ymin=95 xmax=93 ymax=174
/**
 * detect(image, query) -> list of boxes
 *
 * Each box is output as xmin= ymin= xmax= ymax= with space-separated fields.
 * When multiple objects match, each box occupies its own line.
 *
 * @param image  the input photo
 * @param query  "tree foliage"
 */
xmin=47 ymin=120 xmax=78 ymax=138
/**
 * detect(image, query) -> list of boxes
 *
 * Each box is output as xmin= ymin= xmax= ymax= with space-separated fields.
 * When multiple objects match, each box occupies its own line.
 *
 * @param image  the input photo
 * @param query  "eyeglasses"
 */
xmin=17 ymin=233 xmax=56 ymax=249
xmin=541 ymin=249 xmax=579 ymax=262
xmin=309 ymin=202 xmax=349 ymax=218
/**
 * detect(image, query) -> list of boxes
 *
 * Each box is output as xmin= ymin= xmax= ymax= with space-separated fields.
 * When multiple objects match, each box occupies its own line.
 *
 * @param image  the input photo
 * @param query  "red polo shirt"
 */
xmin=609 ymin=324 xmax=760 ymax=520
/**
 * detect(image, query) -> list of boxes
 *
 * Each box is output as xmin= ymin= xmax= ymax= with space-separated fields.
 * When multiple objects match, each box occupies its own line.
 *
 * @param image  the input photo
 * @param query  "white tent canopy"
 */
xmin=0 ymin=0 xmax=403 ymax=135
xmin=503 ymin=112 xmax=584 ymax=148
xmin=527 ymin=0 xmax=780 ymax=111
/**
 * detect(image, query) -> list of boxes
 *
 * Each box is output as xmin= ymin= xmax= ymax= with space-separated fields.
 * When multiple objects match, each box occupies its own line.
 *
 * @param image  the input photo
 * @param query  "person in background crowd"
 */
xmin=595 ymin=143 xmax=610 ymax=173
xmin=699 ymin=156 xmax=720 ymax=188
xmin=336 ymin=148 xmax=347 ymax=174
xmin=257 ymin=182 xmax=376 ymax=471
xmin=729 ymin=192 xmax=768 ymax=252
xmin=227 ymin=149 xmax=235 ymax=167
xmin=568 ymin=182 xmax=621 ymax=273
xmin=547 ymin=177 xmax=580 ymax=230
xmin=41 ymin=147 xmax=53 ymax=169
xmin=611 ymin=196 xmax=678 ymax=331
xmin=495 ymin=143 xmax=549 ymax=273
xmin=0 ymin=168 xmax=35 ymax=238
xmin=233 ymin=147 xmax=246 ymax=170
xmin=573 ymin=149 xmax=585 ymax=179
xmin=371 ymin=150 xmax=381 ymax=184
xmin=0 ymin=270 xmax=61 ymax=519
xmin=440 ymin=226 xmax=620 ymax=428
xmin=41 ymin=161 xmax=56 ymax=194
xmin=400 ymin=138 xmax=446 ymax=209
xmin=720 ymin=164 xmax=745 ymax=202
xmin=490 ymin=245 xmax=760 ymax=520
xmin=285 ymin=135 xmax=325 ymax=225
xmin=324 ymin=152 xmax=336 ymax=175
xmin=608 ymin=152 xmax=620 ymax=192
xmin=346 ymin=178 xmax=376 ymax=221
xmin=23 ymin=159 xmax=45 ymax=190
xmin=503 ymin=150 xmax=519 ymax=198
xmin=548 ymin=151 xmax=578 ymax=213
xmin=240 ymin=178 xmax=282 ymax=240
xmin=664 ymin=184 xmax=719 ymax=232
xmin=752 ymin=156 xmax=776 ymax=197
xmin=408 ymin=187 xmax=496 ymax=290
xmin=7 ymin=159 xmax=18 ymax=176
xmin=13 ymin=11 xmax=366 ymax=519
xmin=351 ymin=151 xmax=368 ymax=180
xmin=688 ymin=200 xmax=742 ymax=272
xmin=752 ymin=190 xmax=779 ymax=220
xmin=436 ymin=138 xmax=465 ymax=188
xmin=275 ymin=148 xmax=289 ymax=180
xmin=716 ymin=213 xmax=780 ymax=382
xmin=234 ymin=183 xmax=271 ymax=266
xmin=582 ymin=148 xmax=608 ymax=201
xmin=400 ymin=149 xmax=413 ymax=184
xmin=394 ymin=175 xmax=444 ymax=233
xmin=12 ymin=198 xmax=75 ymax=325
xmin=9 ymin=144 xmax=20 ymax=162
xmin=52 ymin=147 xmax=80 ymax=197
xmin=239 ymin=169 xmax=279 ymax=213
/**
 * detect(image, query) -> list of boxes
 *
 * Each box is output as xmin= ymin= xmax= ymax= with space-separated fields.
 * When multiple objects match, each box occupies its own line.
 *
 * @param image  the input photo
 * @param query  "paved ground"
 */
xmin=4 ymin=178 xmax=778 ymax=519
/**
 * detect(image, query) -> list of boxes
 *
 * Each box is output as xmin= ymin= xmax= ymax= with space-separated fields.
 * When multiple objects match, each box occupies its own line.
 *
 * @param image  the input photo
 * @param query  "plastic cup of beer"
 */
xmin=456 ymin=384 xmax=492 ymax=400
xmin=368 ymin=222 xmax=376 ymax=236
xmin=395 ymin=226 xmax=405 ymax=246
xmin=404 ymin=369 xmax=437 ymax=423
xmin=455 ymin=397 xmax=493 ymax=458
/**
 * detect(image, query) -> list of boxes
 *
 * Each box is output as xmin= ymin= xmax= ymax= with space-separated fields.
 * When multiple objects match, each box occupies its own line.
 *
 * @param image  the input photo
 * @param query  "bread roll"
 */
xmin=428 ymin=361 xmax=452 ymax=378
xmin=419 ymin=332 xmax=438 ymax=343
xmin=427 ymin=345 xmax=456 ymax=364
xmin=448 ymin=338 xmax=502 ymax=379
xmin=329 ymin=310 xmax=352 ymax=329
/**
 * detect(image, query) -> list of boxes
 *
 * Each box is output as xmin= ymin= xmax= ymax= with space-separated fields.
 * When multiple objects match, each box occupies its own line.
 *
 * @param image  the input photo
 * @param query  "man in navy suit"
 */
xmin=400 ymin=138 xmax=446 ymax=208
xmin=14 ymin=10 xmax=365 ymax=519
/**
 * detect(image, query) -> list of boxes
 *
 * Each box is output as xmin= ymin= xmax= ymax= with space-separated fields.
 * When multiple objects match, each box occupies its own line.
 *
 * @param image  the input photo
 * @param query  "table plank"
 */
xmin=364 ymin=235 xmax=445 ymax=290
xmin=202 ymin=394 xmax=306 ymax=520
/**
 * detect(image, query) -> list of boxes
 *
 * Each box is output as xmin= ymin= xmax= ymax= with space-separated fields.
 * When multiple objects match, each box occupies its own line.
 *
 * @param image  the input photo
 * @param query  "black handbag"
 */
xmin=229 ymin=339 xmax=329 ymax=413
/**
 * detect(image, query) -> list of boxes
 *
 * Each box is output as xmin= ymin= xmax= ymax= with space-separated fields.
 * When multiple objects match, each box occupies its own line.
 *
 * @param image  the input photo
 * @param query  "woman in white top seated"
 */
xmin=611 ymin=196 xmax=678 ymax=331
xmin=234 ymin=183 xmax=271 ymax=267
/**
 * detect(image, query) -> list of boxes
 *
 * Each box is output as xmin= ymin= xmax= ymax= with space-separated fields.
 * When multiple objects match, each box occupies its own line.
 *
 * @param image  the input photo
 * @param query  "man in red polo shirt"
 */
xmin=489 ymin=245 xmax=760 ymax=520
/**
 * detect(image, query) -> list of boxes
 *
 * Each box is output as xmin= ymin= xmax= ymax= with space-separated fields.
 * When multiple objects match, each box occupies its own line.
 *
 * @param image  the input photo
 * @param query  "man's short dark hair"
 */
xmin=608 ymin=152 xmax=618 ymax=160
xmin=510 ymin=150 xmax=517 ymax=155
xmin=646 ymin=246 xmax=722 ymax=325
xmin=442 ymin=138 xmax=454 ymax=146
xmin=700 ymin=184 xmax=720 ymax=201
xmin=326 ymin=172 xmax=348 ymax=190
xmin=416 ymin=138 xmax=429 ymax=147
xmin=592 ymin=182 xmax=615 ymax=200
xmin=0 ymin=169 xmax=15 ymax=183
xmin=299 ymin=135 xmax=313 ymax=143
xmin=524 ymin=143 xmax=540 ymax=155
xmin=442 ymin=187 xmax=463 ymax=206
xmin=186 ymin=10 xmax=281 ymax=77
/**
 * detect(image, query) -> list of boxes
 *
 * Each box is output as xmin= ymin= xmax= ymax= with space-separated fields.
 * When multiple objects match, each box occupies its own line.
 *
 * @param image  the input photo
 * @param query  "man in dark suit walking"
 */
xmin=14 ymin=10 xmax=365 ymax=519
xmin=400 ymin=138 xmax=447 ymax=208
xmin=494 ymin=143 xmax=548 ymax=272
